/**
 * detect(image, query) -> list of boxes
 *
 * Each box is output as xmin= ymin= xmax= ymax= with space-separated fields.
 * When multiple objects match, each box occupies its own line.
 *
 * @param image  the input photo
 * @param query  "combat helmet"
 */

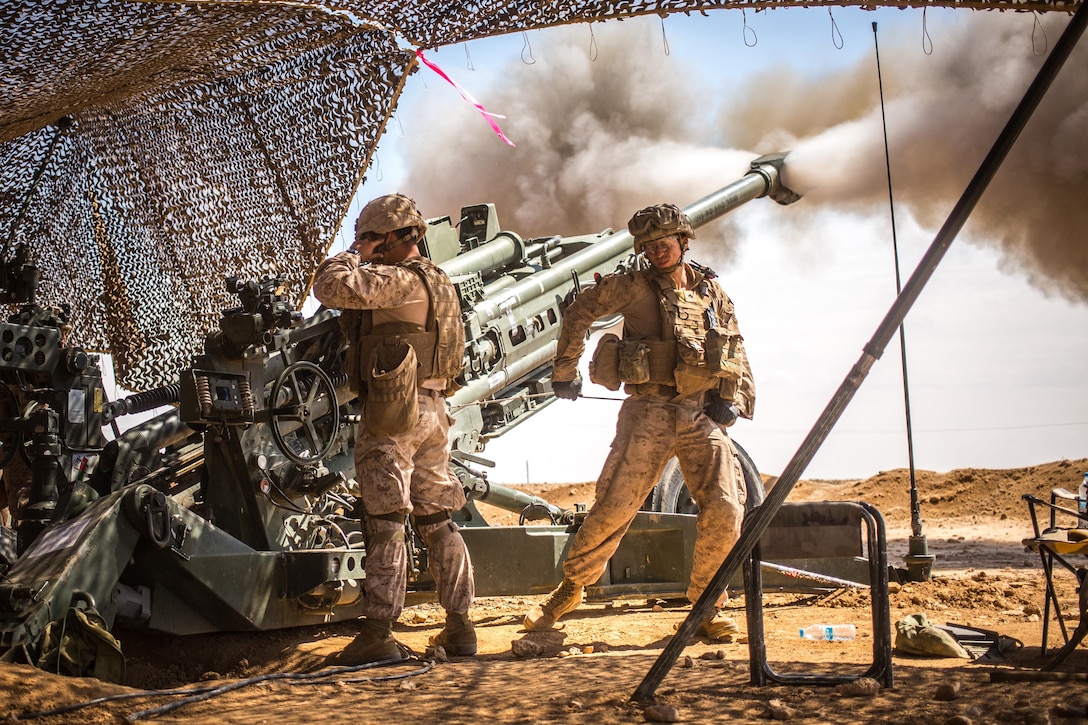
xmin=355 ymin=193 xmax=429 ymax=250
xmin=627 ymin=203 xmax=695 ymax=255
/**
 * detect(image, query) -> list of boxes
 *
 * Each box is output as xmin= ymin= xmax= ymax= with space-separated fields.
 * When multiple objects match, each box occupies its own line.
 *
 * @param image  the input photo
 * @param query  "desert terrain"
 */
xmin=1 ymin=458 xmax=1086 ymax=724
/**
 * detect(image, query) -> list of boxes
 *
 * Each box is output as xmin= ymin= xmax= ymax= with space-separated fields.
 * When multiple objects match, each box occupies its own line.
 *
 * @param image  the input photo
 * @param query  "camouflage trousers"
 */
xmin=355 ymin=391 xmax=474 ymax=621
xmin=562 ymin=393 xmax=745 ymax=606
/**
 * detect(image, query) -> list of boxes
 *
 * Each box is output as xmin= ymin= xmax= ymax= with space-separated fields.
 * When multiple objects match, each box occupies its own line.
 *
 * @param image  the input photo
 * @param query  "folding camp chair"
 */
xmin=1021 ymin=491 xmax=1088 ymax=671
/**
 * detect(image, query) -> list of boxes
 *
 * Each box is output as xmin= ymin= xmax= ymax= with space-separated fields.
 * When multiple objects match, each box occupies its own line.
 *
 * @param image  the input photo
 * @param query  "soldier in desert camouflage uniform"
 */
xmin=523 ymin=203 xmax=755 ymax=641
xmin=313 ymin=194 xmax=475 ymax=664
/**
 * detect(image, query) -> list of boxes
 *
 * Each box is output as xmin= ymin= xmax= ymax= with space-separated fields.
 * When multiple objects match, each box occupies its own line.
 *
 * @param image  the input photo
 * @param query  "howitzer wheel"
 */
xmin=269 ymin=360 xmax=340 ymax=466
xmin=649 ymin=439 xmax=765 ymax=515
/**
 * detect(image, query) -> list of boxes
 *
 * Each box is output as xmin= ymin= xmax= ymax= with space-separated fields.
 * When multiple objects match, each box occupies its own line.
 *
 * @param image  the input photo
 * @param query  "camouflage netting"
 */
xmin=0 ymin=0 xmax=1079 ymax=390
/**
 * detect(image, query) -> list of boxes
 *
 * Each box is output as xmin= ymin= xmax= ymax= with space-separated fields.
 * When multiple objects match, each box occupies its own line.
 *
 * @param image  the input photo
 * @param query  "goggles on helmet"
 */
xmin=640 ymin=237 xmax=680 ymax=255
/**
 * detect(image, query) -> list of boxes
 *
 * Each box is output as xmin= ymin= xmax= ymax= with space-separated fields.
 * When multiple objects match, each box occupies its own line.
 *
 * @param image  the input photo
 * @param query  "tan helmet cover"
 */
xmin=355 ymin=193 xmax=429 ymax=240
xmin=627 ymin=203 xmax=695 ymax=254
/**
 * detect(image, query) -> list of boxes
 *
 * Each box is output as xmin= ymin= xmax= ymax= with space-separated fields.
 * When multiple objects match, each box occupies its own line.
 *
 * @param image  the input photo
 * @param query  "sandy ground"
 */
xmin=1 ymin=458 xmax=1086 ymax=724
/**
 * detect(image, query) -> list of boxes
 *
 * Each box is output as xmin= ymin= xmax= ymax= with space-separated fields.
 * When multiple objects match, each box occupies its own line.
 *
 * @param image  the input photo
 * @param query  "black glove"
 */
xmin=552 ymin=378 xmax=582 ymax=400
xmin=705 ymin=394 xmax=740 ymax=426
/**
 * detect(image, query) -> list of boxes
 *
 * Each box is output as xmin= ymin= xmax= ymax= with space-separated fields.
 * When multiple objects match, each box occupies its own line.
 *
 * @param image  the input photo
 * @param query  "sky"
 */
xmin=303 ymin=7 xmax=1088 ymax=487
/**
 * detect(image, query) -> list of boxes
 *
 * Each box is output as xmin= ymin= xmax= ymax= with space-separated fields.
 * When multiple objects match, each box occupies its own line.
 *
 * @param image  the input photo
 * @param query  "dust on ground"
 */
xmin=1 ymin=458 xmax=1086 ymax=724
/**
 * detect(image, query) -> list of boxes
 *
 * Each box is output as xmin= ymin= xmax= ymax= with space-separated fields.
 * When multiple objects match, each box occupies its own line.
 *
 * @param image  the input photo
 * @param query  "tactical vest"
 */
xmin=589 ymin=267 xmax=742 ymax=398
xmin=340 ymin=257 xmax=465 ymax=394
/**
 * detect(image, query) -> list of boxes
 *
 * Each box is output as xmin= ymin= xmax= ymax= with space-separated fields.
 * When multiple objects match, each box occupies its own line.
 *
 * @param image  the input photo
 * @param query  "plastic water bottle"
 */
xmin=1078 ymin=471 xmax=1088 ymax=527
xmin=800 ymin=623 xmax=857 ymax=641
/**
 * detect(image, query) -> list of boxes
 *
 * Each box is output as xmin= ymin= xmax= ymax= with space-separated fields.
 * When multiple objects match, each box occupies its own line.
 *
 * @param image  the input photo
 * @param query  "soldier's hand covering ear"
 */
xmin=552 ymin=378 xmax=582 ymax=401
xmin=705 ymin=392 xmax=740 ymax=426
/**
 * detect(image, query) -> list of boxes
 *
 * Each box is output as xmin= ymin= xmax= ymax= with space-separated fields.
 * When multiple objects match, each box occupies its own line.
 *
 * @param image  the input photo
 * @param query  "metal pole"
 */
xmin=633 ymin=2 xmax=1088 ymax=701
xmin=872 ymin=21 xmax=932 ymax=582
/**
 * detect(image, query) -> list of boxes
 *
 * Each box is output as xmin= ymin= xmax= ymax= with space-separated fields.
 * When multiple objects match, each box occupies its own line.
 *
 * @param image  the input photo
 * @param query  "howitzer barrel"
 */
xmin=471 ymin=153 xmax=798 ymax=328
xmin=441 ymin=232 xmax=525 ymax=279
xmin=685 ymin=152 xmax=799 ymax=227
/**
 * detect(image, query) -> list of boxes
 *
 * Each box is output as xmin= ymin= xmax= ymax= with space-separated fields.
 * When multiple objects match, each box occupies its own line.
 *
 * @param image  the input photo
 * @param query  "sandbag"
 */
xmin=894 ymin=613 xmax=971 ymax=659
xmin=37 ymin=602 xmax=125 ymax=683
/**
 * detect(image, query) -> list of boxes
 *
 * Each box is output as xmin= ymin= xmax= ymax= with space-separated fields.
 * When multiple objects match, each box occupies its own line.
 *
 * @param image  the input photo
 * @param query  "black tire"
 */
xmin=648 ymin=439 xmax=765 ymax=514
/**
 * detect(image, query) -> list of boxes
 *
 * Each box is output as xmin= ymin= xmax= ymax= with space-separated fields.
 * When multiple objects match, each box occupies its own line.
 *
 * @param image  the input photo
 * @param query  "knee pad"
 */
xmin=365 ymin=513 xmax=406 ymax=545
xmin=414 ymin=513 xmax=459 ymax=550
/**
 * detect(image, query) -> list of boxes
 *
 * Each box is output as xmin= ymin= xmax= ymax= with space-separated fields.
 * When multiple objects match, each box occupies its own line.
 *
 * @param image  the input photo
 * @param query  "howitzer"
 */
xmin=0 ymin=153 xmax=801 ymax=674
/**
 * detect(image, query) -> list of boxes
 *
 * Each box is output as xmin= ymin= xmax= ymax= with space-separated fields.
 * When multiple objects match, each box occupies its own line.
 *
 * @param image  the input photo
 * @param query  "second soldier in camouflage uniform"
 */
xmin=313 ymin=194 xmax=476 ymax=663
xmin=523 ymin=203 xmax=755 ymax=641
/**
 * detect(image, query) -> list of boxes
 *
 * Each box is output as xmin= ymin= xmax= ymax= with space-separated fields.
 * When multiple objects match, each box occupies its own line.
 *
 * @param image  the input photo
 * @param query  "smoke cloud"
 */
xmin=401 ymin=13 xmax=1088 ymax=301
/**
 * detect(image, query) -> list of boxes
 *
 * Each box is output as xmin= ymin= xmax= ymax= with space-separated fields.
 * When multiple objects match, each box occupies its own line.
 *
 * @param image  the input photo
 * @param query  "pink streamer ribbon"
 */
xmin=415 ymin=49 xmax=516 ymax=147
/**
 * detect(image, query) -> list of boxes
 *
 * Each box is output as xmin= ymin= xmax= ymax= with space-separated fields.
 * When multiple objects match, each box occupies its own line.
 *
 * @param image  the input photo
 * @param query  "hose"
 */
xmin=15 ymin=656 xmax=434 ymax=721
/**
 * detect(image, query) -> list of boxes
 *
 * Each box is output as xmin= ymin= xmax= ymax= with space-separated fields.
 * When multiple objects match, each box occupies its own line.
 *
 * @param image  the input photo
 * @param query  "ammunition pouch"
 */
xmin=704 ymin=327 xmax=744 ymax=382
xmin=589 ymin=334 xmax=677 ymax=389
xmin=672 ymin=365 xmax=722 ymax=398
xmin=618 ymin=340 xmax=652 ymax=384
xmin=364 ymin=339 xmax=419 ymax=436
xmin=589 ymin=334 xmax=621 ymax=391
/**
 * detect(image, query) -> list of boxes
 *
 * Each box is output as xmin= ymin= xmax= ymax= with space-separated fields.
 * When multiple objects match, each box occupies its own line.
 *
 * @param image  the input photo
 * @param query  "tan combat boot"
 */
xmin=699 ymin=610 xmax=740 ymax=641
xmin=336 ymin=617 xmax=408 ymax=665
xmin=523 ymin=578 xmax=584 ymax=631
xmin=428 ymin=611 xmax=477 ymax=656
